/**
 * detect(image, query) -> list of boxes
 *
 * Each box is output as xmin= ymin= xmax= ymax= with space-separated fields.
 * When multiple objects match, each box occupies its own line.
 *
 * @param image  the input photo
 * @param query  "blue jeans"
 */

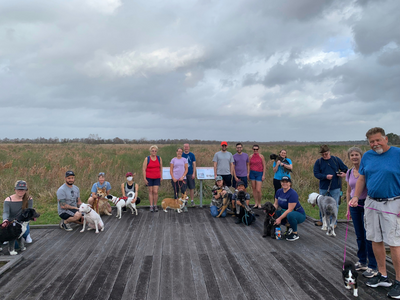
xmin=276 ymin=210 xmax=306 ymax=232
xmin=210 ymin=206 xmax=227 ymax=218
xmin=350 ymin=200 xmax=377 ymax=269
xmin=15 ymin=224 xmax=30 ymax=248
xmin=319 ymin=188 xmax=340 ymax=224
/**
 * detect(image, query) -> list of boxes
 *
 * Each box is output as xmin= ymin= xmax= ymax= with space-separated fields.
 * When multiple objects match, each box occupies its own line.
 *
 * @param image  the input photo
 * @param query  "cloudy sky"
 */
xmin=1 ymin=0 xmax=399 ymax=142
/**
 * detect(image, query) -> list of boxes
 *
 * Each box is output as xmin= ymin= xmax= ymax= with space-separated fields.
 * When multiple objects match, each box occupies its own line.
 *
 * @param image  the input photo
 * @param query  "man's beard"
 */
xmin=374 ymin=147 xmax=383 ymax=154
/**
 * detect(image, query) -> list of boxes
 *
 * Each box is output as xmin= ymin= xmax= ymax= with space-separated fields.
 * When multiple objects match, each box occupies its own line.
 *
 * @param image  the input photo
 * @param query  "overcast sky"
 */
xmin=1 ymin=0 xmax=399 ymax=142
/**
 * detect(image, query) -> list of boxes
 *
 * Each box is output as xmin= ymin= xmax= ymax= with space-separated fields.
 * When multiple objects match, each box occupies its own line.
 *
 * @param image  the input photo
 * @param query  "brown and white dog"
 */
xmin=161 ymin=193 xmax=188 ymax=213
xmin=93 ymin=187 xmax=112 ymax=216
xmin=79 ymin=203 xmax=104 ymax=234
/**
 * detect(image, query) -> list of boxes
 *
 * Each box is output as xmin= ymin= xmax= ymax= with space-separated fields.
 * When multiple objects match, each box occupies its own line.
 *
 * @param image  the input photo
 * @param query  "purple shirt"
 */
xmin=233 ymin=153 xmax=249 ymax=177
xmin=346 ymin=168 xmax=368 ymax=199
xmin=170 ymin=157 xmax=188 ymax=179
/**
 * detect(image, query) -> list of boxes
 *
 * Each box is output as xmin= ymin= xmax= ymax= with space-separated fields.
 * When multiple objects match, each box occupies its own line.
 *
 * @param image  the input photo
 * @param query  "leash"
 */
xmin=343 ymin=210 xmax=351 ymax=270
xmin=361 ymin=204 xmax=400 ymax=216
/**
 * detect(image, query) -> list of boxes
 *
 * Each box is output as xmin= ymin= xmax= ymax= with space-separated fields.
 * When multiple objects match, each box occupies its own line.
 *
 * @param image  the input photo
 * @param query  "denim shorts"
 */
xmin=146 ymin=178 xmax=161 ymax=186
xmin=249 ymin=170 xmax=263 ymax=182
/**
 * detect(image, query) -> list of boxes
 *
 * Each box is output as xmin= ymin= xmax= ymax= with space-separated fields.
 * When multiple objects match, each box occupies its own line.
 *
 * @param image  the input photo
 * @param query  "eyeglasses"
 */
xmin=151 ymin=150 xmax=157 ymax=152
xmin=321 ymin=152 xmax=329 ymax=156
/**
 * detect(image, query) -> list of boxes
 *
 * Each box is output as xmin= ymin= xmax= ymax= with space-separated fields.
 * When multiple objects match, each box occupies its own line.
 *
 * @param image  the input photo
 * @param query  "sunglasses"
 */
xmin=253 ymin=148 xmax=259 ymax=151
xmin=98 ymin=172 xmax=105 ymax=176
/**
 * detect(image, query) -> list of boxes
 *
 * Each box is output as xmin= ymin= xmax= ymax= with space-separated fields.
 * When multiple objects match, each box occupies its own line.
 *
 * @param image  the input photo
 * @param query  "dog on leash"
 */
xmin=106 ymin=195 xmax=126 ymax=219
xmin=307 ymin=192 xmax=337 ymax=237
xmin=262 ymin=202 xmax=280 ymax=238
xmin=161 ymin=193 xmax=188 ymax=213
xmin=93 ymin=187 xmax=112 ymax=216
xmin=0 ymin=208 xmax=40 ymax=255
xmin=79 ymin=203 xmax=104 ymax=233
xmin=342 ymin=261 xmax=358 ymax=297
xmin=126 ymin=192 xmax=138 ymax=215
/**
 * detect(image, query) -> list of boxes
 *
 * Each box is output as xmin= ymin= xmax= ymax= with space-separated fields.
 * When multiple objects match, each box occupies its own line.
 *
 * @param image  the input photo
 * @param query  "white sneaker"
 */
xmin=25 ymin=234 xmax=33 ymax=244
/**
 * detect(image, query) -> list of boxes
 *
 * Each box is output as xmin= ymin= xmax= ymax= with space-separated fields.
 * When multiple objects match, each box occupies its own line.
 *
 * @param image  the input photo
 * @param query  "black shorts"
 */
xmin=59 ymin=209 xmax=79 ymax=220
xmin=219 ymin=174 xmax=232 ymax=187
xmin=186 ymin=174 xmax=195 ymax=189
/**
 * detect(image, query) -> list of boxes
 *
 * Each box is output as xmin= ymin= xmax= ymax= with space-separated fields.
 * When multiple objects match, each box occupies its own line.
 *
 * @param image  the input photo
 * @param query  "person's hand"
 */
xmin=262 ymin=175 xmax=265 ymax=181
xmin=173 ymin=178 xmax=178 ymax=183
xmin=338 ymin=172 xmax=346 ymax=178
xmin=221 ymin=190 xmax=226 ymax=196
xmin=192 ymin=174 xmax=195 ymax=180
xmin=179 ymin=176 xmax=184 ymax=181
xmin=274 ymin=217 xmax=282 ymax=225
xmin=326 ymin=174 xmax=333 ymax=180
xmin=277 ymin=160 xmax=281 ymax=165
xmin=144 ymin=179 xmax=148 ymax=186
xmin=349 ymin=197 xmax=359 ymax=207
xmin=235 ymin=176 xmax=239 ymax=182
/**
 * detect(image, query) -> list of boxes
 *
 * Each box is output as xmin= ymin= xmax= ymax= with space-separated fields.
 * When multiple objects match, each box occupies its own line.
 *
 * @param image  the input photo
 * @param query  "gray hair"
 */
xmin=347 ymin=146 xmax=363 ymax=159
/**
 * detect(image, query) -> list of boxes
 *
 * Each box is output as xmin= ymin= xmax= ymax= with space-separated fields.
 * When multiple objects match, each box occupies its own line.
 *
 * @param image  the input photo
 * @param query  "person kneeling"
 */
xmin=233 ymin=181 xmax=255 ymax=225
xmin=210 ymin=176 xmax=232 ymax=218
xmin=273 ymin=176 xmax=306 ymax=241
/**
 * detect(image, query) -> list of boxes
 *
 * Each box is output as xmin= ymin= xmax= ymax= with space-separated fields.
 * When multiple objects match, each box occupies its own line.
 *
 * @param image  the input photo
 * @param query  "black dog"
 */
xmin=342 ymin=261 xmax=358 ymax=297
xmin=262 ymin=202 xmax=279 ymax=238
xmin=269 ymin=154 xmax=292 ymax=173
xmin=0 ymin=208 xmax=40 ymax=255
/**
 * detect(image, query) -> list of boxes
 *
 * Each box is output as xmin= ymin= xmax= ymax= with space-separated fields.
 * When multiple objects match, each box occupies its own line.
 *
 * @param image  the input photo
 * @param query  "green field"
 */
xmin=0 ymin=143 xmax=372 ymax=224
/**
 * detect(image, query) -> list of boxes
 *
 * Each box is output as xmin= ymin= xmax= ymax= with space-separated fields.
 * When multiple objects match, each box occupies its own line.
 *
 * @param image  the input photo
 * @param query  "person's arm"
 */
xmin=106 ymin=182 xmax=111 ymax=195
xmin=273 ymin=161 xmax=280 ymax=173
xmin=76 ymin=197 xmax=82 ymax=207
xmin=59 ymin=198 xmax=79 ymax=210
xmin=213 ymin=161 xmax=218 ymax=179
xmin=3 ymin=201 xmax=10 ymax=221
xmin=283 ymin=158 xmax=293 ymax=171
xmin=134 ymin=183 xmax=139 ymax=201
xmin=230 ymin=162 xmax=234 ymax=177
xmin=275 ymin=202 xmax=296 ymax=225
xmin=182 ymin=163 xmax=188 ymax=180
xmin=346 ymin=181 xmax=351 ymax=218
xmin=273 ymin=198 xmax=278 ymax=209
xmin=192 ymin=161 xmax=196 ymax=179
xmin=142 ymin=158 xmax=148 ymax=185
xmin=121 ymin=183 xmax=126 ymax=197
xmin=349 ymin=175 xmax=366 ymax=207
xmin=159 ymin=157 xmax=163 ymax=181
xmin=313 ymin=159 xmax=330 ymax=180
xmin=170 ymin=162 xmax=176 ymax=182
xmin=261 ymin=154 xmax=266 ymax=181
xmin=246 ymin=160 xmax=250 ymax=178
xmin=28 ymin=197 xmax=33 ymax=208
xmin=248 ymin=154 xmax=253 ymax=178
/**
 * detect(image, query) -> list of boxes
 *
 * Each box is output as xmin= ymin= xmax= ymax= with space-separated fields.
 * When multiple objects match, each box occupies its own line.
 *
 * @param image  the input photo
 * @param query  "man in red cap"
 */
xmin=212 ymin=141 xmax=234 ymax=187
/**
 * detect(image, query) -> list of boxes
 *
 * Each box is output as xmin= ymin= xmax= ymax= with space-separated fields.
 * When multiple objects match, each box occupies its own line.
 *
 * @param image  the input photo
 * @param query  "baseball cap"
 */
xmin=65 ymin=171 xmax=75 ymax=177
xmin=236 ymin=181 xmax=245 ymax=187
xmin=319 ymin=145 xmax=330 ymax=153
xmin=98 ymin=172 xmax=105 ymax=177
xmin=15 ymin=180 xmax=28 ymax=190
xmin=126 ymin=172 xmax=133 ymax=177
xmin=281 ymin=176 xmax=291 ymax=182
xmin=216 ymin=175 xmax=223 ymax=181
xmin=221 ymin=141 xmax=228 ymax=146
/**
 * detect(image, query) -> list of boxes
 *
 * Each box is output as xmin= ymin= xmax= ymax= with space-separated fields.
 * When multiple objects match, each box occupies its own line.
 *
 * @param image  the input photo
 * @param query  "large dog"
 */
xmin=307 ymin=192 xmax=337 ymax=237
xmin=79 ymin=203 xmax=104 ymax=233
xmin=342 ymin=261 xmax=358 ymax=297
xmin=0 ymin=208 xmax=40 ymax=255
xmin=161 ymin=193 xmax=188 ymax=213
xmin=126 ymin=191 xmax=138 ymax=216
xmin=93 ymin=187 xmax=112 ymax=216
xmin=262 ymin=202 xmax=280 ymax=238
xmin=106 ymin=195 xmax=126 ymax=219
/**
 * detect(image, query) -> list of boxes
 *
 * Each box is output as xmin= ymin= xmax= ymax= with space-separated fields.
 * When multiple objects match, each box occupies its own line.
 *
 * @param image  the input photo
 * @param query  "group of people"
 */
xmin=2 ymin=127 xmax=400 ymax=299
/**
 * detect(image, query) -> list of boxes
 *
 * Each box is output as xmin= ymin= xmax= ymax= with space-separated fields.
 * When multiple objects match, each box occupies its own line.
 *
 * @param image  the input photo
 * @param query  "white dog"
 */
xmin=79 ymin=203 xmax=104 ymax=234
xmin=307 ymin=192 xmax=337 ymax=237
xmin=106 ymin=195 xmax=126 ymax=219
xmin=125 ymin=192 xmax=138 ymax=216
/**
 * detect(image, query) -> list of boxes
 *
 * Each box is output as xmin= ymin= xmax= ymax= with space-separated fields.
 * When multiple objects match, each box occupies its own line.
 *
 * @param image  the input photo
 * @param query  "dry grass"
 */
xmin=0 ymin=143 xmax=370 ymax=224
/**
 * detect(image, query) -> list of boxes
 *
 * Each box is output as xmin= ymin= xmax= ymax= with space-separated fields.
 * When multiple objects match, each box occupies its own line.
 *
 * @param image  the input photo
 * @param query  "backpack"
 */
xmin=147 ymin=156 xmax=160 ymax=165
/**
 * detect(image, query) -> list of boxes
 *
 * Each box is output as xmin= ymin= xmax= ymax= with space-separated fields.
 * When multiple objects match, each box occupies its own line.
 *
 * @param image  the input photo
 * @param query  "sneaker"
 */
xmin=388 ymin=280 xmax=400 ymax=299
xmin=154 ymin=206 xmax=158 ymax=212
xmin=150 ymin=206 xmax=154 ymax=212
xmin=363 ymin=268 xmax=378 ymax=278
xmin=284 ymin=228 xmax=293 ymax=237
xmin=314 ymin=221 xmax=323 ymax=226
xmin=366 ymin=273 xmax=392 ymax=288
xmin=25 ymin=234 xmax=32 ymax=244
xmin=355 ymin=262 xmax=368 ymax=271
xmin=286 ymin=232 xmax=299 ymax=241
xmin=61 ymin=221 xmax=73 ymax=232
xmin=59 ymin=219 xmax=64 ymax=229
xmin=191 ymin=200 xmax=195 ymax=207
xmin=183 ymin=206 xmax=188 ymax=212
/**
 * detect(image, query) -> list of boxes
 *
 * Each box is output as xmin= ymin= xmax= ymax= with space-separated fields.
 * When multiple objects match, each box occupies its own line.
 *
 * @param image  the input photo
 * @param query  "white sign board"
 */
xmin=162 ymin=167 xmax=171 ymax=180
xmin=196 ymin=167 xmax=215 ymax=180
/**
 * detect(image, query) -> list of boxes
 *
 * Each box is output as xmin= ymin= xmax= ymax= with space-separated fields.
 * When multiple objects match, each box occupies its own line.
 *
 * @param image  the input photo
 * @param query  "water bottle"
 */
xmin=275 ymin=227 xmax=281 ymax=240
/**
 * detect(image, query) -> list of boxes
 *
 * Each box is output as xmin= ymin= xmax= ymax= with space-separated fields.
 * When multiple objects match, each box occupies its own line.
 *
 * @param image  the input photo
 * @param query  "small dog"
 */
xmin=106 ymin=195 xmax=126 ymax=219
xmin=161 ymin=193 xmax=188 ymax=213
xmin=93 ymin=187 xmax=112 ymax=216
xmin=0 ymin=208 xmax=40 ymax=255
xmin=269 ymin=154 xmax=292 ymax=173
xmin=307 ymin=192 xmax=337 ymax=237
xmin=342 ymin=262 xmax=358 ymax=297
xmin=79 ymin=203 xmax=104 ymax=234
xmin=262 ymin=202 xmax=279 ymax=238
xmin=125 ymin=191 xmax=138 ymax=216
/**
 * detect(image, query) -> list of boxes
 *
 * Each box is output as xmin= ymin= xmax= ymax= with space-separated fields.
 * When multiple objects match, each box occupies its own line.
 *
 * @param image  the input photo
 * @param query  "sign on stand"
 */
xmin=196 ymin=167 xmax=215 ymax=207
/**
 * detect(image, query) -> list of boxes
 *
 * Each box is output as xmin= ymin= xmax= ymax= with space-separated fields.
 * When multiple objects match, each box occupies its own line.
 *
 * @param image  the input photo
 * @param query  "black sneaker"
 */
xmin=388 ymin=280 xmax=400 ymax=299
xmin=61 ymin=221 xmax=73 ymax=232
xmin=284 ymin=228 xmax=293 ymax=237
xmin=286 ymin=232 xmax=299 ymax=241
xmin=366 ymin=273 xmax=392 ymax=288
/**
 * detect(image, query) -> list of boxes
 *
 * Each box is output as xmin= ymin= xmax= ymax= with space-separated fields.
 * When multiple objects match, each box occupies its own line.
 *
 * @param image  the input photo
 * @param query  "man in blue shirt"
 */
xmin=350 ymin=127 xmax=400 ymax=298
xmin=182 ymin=143 xmax=196 ymax=208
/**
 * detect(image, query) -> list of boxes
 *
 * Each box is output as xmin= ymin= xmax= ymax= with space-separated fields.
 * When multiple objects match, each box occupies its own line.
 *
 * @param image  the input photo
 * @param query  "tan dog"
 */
xmin=216 ymin=189 xmax=231 ymax=218
xmin=161 ymin=193 xmax=188 ymax=213
xmin=92 ymin=187 xmax=112 ymax=216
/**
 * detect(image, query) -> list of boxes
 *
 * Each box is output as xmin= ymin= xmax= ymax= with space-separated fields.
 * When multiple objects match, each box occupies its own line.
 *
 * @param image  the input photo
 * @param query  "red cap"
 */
xmin=221 ymin=141 xmax=228 ymax=146
xmin=126 ymin=172 xmax=133 ymax=177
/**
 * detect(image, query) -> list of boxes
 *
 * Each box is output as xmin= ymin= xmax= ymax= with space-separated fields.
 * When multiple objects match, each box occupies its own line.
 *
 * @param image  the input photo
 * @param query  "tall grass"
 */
xmin=0 ymin=143 xmax=372 ymax=224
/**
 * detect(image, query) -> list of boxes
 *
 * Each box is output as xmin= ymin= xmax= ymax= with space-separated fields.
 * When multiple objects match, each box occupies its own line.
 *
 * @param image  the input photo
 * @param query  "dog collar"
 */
xmin=315 ymin=195 xmax=320 ymax=205
xmin=269 ymin=212 xmax=275 ymax=217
